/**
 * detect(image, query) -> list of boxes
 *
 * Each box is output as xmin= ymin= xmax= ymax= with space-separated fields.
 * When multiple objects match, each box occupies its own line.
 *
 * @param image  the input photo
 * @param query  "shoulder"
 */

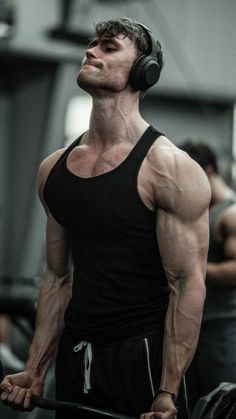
xmin=148 ymin=134 xmax=202 ymax=174
xmin=147 ymin=135 xmax=211 ymax=216
xmin=38 ymin=148 xmax=66 ymax=205
xmin=38 ymin=148 xmax=66 ymax=177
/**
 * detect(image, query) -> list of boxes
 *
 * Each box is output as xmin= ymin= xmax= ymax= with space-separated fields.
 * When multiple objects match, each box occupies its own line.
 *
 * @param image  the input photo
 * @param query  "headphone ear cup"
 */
xmin=129 ymin=55 xmax=160 ymax=91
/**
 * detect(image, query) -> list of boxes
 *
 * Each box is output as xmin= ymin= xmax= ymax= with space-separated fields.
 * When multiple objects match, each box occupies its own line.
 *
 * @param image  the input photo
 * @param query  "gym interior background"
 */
xmin=0 ymin=0 xmax=235 ymax=418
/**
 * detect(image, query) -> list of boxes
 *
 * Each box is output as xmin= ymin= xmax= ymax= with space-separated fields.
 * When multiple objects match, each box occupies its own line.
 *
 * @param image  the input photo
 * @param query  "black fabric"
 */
xmin=55 ymin=330 xmax=189 ymax=419
xmin=43 ymin=126 xmax=170 ymax=343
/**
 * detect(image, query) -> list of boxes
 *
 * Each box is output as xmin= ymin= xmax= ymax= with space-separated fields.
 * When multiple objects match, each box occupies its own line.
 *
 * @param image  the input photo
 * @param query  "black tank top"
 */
xmin=43 ymin=126 xmax=170 ymax=343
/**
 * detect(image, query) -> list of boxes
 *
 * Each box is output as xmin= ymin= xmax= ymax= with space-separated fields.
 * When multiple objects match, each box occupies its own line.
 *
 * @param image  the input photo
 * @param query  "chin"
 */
xmin=76 ymin=77 xmax=100 ymax=96
xmin=77 ymin=75 xmax=95 ymax=90
xmin=77 ymin=72 xmax=126 ymax=94
xmin=77 ymin=69 xmax=99 ymax=85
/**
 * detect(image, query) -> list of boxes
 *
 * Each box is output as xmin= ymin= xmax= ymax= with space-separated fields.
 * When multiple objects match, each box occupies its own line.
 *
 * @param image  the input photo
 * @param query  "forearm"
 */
xmin=25 ymin=270 xmax=72 ymax=382
xmin=160 ymin=277 xmax=206 ymax=396
xmin=207 ymin=260 xmax=236 ymax=286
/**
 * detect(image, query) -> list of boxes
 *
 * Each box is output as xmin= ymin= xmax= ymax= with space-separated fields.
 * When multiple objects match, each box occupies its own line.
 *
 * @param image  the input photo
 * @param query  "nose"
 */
xmin=86 ymin=46 xmax=97 ymax=59
xmin=81 ymin=47 xmax=97 ymax=67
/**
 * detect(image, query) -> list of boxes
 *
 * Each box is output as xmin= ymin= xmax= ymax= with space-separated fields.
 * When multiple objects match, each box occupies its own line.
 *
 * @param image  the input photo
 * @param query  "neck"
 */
xmin=209 ymin=174 xmax=233 ymax=207
xmin=83 ymin=92 xmax=149 ymax=148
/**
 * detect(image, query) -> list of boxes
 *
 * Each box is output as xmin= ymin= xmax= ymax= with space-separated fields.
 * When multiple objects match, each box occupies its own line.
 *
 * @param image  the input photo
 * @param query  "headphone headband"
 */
xmin=137 ymin=23 xmax=157 ymax=56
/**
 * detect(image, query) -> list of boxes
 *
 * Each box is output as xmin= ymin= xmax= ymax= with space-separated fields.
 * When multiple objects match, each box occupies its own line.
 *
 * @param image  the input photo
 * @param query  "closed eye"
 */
xmin=101 ymin=38 xmax=120 ymax=53
xmin=88 ymin=37 xmax=121 ymax=53
xmin=105 ymin=47 xmax=117 ymax=52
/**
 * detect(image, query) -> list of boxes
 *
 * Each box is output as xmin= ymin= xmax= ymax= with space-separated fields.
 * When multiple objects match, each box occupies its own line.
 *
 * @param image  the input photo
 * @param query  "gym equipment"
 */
xmin=30 ymin=395 xmax=138 ymax=418
xmin=191 ymin=382 xmax=236 ymax=419
xmin=0 ymin=359 xmax=138 ymax=419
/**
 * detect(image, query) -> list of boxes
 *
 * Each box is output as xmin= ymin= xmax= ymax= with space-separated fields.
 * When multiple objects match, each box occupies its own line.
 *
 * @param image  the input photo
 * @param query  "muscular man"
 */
xmin=180 ymin=141 xmax=236 ymax=411
xmin=0 ymin=18 xmax=210 ymax=419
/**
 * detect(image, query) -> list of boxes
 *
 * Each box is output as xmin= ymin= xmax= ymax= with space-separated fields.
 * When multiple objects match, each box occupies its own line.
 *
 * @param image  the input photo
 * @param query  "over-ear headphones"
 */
xmin=129 ymin=23 xmax=161 ymax=91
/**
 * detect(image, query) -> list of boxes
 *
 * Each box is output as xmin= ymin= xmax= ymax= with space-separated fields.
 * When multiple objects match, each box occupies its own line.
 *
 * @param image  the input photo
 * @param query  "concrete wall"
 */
xmin=6 ymin=0 xmax=236 ymax=101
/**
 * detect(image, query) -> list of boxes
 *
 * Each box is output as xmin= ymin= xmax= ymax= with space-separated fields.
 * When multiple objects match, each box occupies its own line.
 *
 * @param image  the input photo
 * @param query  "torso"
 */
xmin=41 ymin=133 xmax=171 ymax=210
xmin=68 ymin=134 xmax=180 ymax=212
xmin=42 ymin=126 xmax=172 ymax=341
xmin=40 ymin=130 xmax=186 ymax=215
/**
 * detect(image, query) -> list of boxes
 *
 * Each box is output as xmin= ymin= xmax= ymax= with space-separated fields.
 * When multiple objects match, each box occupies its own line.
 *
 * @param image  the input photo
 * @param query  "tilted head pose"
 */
xmin=1 ymin=18 xmax=210 ymax=419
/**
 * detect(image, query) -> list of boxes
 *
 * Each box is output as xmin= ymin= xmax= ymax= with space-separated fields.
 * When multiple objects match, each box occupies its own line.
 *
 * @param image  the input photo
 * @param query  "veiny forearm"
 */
xmin=25 ymin=270 xmax=72 ymax=381
xmin=160 ymin=276 xmax=206 ymax=395
xmin=207 ymin=260 xmax=236 ymax=286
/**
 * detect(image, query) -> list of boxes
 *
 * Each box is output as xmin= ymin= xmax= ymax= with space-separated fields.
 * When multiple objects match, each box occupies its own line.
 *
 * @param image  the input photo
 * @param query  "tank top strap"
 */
xmin=65 ymin=135 xmax=83 ymax=152
xmin=123 ymin=125 xmax=163 ymax=173
xmin=50 ymin=134 xmax=83 ymax=173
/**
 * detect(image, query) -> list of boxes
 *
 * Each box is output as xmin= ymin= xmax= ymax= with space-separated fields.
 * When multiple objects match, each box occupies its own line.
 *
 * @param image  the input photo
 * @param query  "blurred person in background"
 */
xmin=1 ymin=18 xmax=210 ymax=419
xmin=180 ymin=141 xmax=236 ymax=411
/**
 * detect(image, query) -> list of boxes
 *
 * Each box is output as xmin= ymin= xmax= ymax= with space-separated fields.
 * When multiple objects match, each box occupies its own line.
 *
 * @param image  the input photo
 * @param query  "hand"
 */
xmin=140 ymin=392 xmax=177 ymax=419
xmin=0 ymin=371 xmax=44 ymax=411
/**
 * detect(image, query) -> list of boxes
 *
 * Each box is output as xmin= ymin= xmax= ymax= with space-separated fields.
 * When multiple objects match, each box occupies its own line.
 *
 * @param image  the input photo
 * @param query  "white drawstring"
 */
xmin=74 ymin=341 xmax=93 ymax=393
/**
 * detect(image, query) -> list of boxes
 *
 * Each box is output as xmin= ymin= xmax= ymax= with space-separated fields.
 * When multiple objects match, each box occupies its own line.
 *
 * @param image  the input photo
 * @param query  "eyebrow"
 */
xmin=88 ymin=37 xmax=122 ymax=49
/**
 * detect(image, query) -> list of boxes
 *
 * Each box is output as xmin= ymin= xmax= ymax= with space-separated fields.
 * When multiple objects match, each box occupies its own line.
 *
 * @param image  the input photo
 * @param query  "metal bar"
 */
xmin=31 ymin=395 xmax=138 ymax=419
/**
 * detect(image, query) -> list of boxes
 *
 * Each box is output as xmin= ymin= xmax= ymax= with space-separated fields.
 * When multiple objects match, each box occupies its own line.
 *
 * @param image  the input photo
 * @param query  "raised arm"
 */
xmin=0 ymin=150 xmax=72 ymax=410
xmin=145 ymin=143 xmax=211 ymax=418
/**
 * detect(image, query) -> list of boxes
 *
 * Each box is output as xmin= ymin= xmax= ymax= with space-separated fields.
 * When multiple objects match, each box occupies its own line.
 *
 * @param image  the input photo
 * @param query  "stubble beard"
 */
xmin=77 ymin=68 xmax=127 ymax=94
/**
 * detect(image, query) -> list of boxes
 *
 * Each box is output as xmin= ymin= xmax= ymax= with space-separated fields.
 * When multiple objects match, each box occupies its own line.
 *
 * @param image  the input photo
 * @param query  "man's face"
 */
xmin=77 ymin=33 xmax=138 ymax=94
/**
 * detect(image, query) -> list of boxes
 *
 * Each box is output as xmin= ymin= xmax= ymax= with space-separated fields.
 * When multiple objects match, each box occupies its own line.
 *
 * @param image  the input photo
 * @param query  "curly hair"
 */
xmin=93 ymin=17 xmax=163 ymax=74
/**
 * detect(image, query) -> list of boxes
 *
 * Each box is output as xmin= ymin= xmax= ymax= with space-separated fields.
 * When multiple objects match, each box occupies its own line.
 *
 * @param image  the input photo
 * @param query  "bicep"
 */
xmin=37 ymin=150 xmax=71 ymax=276
xmin=37 ymin=149 xmax=65 ymax=211
xmin=156 ymin=207 xmax=209 ymax=285
xmin=46 ymin=212 xmax=71 ymax=277
xmin=153 ymin=147 xmax=211 ymax=285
